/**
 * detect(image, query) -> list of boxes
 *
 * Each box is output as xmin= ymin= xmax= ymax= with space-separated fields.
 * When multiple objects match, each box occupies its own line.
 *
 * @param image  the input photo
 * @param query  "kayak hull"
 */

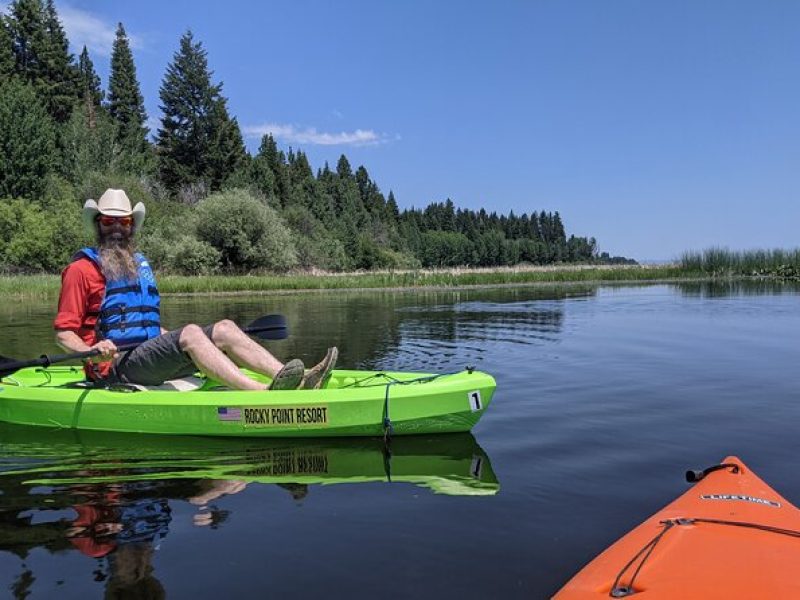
xmin=0 ymin=366 xmax=495 ymax=437
xmin=554 ymin=455 xmax=800 ymax=599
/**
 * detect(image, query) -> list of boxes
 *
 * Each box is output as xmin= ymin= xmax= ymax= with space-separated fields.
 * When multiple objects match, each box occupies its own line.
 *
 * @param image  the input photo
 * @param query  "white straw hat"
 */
xmin=82 ymin=189 xmax=146 ymax=236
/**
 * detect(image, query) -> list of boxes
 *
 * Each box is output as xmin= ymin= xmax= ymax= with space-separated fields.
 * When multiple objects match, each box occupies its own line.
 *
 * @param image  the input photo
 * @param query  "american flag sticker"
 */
xmin=217 ymin=407 xmax=242 ymax=422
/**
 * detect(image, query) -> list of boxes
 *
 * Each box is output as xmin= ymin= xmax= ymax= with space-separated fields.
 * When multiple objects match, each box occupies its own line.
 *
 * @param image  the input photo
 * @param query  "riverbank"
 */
xmin=0 ymin=264 xmax=705 ymax=299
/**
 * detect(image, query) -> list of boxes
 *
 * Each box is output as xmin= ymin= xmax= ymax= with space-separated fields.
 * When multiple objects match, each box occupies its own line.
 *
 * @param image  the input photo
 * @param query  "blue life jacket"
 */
xmin=118 ymin=498 xmax=172 ymax=546
xmin=76 ymin=247 xmax=161 ymax=345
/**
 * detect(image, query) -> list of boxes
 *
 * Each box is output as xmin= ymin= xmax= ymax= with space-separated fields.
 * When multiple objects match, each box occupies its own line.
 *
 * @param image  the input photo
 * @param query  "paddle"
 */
xmin=0 ymin=314 xmax=288 ymax=379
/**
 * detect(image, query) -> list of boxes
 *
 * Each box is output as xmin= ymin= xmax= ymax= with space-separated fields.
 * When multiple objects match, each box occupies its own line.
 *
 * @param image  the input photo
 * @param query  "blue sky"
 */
xmin=16 ymin=1 xmax=800 ymax=260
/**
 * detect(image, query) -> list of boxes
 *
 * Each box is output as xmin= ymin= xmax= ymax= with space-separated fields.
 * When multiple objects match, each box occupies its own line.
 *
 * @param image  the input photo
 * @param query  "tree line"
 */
xmin=0 ymin=0 xmax=632 ymax=274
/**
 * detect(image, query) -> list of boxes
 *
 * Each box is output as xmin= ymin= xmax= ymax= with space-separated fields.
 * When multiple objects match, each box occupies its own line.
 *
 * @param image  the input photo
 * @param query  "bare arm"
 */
xmin=55 ymin=330 xmax=117 ymax=362
xmin=56 ymin=329 xmax=91 ymax=353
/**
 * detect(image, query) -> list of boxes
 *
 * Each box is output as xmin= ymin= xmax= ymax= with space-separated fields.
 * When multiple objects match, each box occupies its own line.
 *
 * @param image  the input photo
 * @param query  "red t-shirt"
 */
xmin=54 ymin=258 xmax=112 ymax=378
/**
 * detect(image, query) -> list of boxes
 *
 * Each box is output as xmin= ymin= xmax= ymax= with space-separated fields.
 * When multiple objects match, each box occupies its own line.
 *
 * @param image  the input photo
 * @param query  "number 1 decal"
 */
xmin=468 ymin=390 xmax=482 ymax=412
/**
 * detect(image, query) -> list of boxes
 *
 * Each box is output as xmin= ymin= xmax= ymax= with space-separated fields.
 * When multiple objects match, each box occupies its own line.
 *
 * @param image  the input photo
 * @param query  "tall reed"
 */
xmin=680 ymin=248 xmax=800 ymax=277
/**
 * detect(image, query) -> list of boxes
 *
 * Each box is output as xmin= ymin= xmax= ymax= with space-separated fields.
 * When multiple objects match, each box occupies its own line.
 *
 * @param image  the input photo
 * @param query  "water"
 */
xmin=2 ymin=281 xmax=800 ymax=598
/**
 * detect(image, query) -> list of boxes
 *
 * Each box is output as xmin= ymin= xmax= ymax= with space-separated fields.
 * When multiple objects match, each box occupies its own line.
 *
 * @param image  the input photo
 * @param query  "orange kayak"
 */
xmin=554 ymin=456 xmax=800 ymax=599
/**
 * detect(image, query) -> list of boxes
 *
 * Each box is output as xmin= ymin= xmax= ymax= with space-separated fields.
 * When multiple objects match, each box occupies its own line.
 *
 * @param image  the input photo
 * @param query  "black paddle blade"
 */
xmin=245 ymin=314 xmax=289 ymax=340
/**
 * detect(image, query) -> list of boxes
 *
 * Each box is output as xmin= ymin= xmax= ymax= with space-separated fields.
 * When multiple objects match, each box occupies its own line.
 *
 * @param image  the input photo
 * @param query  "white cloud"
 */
xmin=59 ymin=5 xmax=142 ymax=57
xmin=243 ymin=123 xmax=389 ymax=147
xmin=145 ymin=116 xmax=160 ymax=138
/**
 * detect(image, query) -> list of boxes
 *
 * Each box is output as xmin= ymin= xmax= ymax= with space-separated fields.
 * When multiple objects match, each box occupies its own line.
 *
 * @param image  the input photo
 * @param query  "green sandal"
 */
xmin=268 ymin=359 xmax=305 ymax=390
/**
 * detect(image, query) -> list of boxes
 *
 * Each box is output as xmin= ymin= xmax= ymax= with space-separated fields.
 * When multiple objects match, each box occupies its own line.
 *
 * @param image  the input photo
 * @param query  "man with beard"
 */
xmin=54 ymin=189 xmax=337 ymax=391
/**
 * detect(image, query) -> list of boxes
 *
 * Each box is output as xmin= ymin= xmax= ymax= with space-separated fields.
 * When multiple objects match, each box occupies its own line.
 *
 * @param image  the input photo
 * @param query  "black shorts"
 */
xmin=112 ymin=325 xmax=215 ymax=386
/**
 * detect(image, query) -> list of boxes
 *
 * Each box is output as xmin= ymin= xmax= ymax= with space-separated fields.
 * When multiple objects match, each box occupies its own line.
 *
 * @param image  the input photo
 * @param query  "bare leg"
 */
xmin=179 ymin=324 xmax=266 ymax=391
xmin=209 ymin=319 xmax=285 ymax=377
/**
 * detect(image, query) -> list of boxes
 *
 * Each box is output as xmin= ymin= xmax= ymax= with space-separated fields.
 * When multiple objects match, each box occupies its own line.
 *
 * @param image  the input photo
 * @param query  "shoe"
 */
xmin=300 ymin=347 xmax=338 ymax=390
xmin=268 ymin=359 xmax=305 ymax=390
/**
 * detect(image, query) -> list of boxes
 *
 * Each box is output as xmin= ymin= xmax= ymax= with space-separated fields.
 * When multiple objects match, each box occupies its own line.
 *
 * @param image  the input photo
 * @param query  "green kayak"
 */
xmin=0 ymin=366 xmax=496 ymax=437
xmin=0 ymin=423 xmax=499 ymax=496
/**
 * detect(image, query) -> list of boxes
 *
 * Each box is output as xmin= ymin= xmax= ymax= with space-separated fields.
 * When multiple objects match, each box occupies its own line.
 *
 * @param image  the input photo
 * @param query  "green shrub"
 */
xmin=0 ymin=198 xmax=83 ymax=272
xmin=0 ymin=199 xmax=26 ymax=262
xmin=137 ymin=234 xmax=173 ymax=271
xmin=167 ymin=237 xmax=220 ymax=275
xmin=40 ymin=175 xmax=79 ymax=211
xmin=283 ymin=205 xmax=349 ymax=271
xmin=375 ymin=248 xmax=421 ymax=270
xmin=418 ymin=231 xmax=474 ymax=267
xmin=293 ymin=234 xmax=349 ymax=271
xmin=195 ymin=188 xmax=297 ymax=271
xmin=356 ymin=235 xmax=418 ymax=270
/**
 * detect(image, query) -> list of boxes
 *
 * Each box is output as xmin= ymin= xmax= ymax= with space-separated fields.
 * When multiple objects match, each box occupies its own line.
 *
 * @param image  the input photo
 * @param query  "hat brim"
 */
xmin=82 ymin=200 xmax=146 ymax=237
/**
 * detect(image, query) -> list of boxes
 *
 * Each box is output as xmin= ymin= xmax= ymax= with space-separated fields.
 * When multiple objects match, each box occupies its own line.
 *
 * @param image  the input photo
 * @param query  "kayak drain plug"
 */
xmin=611 ymin=586 xmax=636 ymax=597
xmin=466 ymin=365 xmax=475 ymax=374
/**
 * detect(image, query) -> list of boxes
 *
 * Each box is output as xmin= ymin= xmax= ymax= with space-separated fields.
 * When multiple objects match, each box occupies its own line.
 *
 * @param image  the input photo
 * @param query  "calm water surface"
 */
xmin=2 ymin=282 xmax=800 ymax=598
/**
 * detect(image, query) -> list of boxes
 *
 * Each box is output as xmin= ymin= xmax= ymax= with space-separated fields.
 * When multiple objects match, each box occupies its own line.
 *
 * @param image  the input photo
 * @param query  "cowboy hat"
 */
xmin=82 ymin=189 xmax=146 ymax=236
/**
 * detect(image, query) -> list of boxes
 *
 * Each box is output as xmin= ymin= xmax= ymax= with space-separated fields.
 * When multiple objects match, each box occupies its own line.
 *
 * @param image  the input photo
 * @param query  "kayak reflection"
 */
xmin=0 ymin=423 xmax=499 ymax=495
xmin=0 ymin=424 xmax=498 ymax=596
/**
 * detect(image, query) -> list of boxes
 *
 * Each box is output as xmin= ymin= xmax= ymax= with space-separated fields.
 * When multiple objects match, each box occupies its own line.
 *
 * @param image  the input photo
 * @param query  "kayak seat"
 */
xmin=128 ymin=376 xmax=206 ymax=392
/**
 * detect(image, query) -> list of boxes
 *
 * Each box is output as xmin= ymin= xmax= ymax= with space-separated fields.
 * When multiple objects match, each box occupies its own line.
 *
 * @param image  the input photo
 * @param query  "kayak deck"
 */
xmin=554 ymin=455 xmax=800 ymax=599
xmin=0 ymin=366 xmax=496 ymax=437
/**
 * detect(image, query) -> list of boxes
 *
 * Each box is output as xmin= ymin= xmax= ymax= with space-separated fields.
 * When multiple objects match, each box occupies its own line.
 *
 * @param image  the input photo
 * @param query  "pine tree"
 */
xmin=259 ymin=134 xmax=284 ymax=182
xmin=336 ymin=154 xmax=352 ymax=179
xmin=313 ymin=161 xmax=337 ymax=220
xmin=331 ymin=154 xmax=367 ymax=231
xmin=41 ymin=0 xmax=78 ymax=122
xmin=157 ymin=30 xmax=246 ymax=191
xmin=0 ymin=16 xmax=14 ymax=77
xmin=386 ymin=190 xmax=399 ymax=222
xmin=108 ymin=23 xmax=148 ymax=155
xmin=552 ymin=211 xmax=567 ymax=244
xmin=61 ymin=101 xmax=119 ymax=183
xmin=355 ymin=165 xmax=370 ymax=204
xmin=250 ymin=135 xmax=277 ymax=198
xmin=0 ymin=78 xmax=57 ymax=198
xmin=6 ymin=0 xmax=78 ymax=122
xmin=443 ymin=199 xmax=457 ymax=231
xmin=206 ymin=97 xmax=246 ymax=189
xmin=251 ymin=133 xmax=288 ymax=202
xmin=284 ymin=149 xmax=315 ymax=209
xmin=78 ymin=46 xmax=103 ymax=107
xmin=6 ymin=0 xmax=47 ymax=79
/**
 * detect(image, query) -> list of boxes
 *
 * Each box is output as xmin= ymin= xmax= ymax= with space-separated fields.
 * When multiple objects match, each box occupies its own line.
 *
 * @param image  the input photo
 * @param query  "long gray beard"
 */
xmin=98 ymin=234 xmax=138 ymax=282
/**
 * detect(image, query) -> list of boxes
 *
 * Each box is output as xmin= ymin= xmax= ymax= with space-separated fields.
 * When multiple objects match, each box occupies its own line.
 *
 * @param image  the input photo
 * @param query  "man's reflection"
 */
xmin=62 ymin=481 xmax=171 ymax=598
xmin=65 ymin=483 xmax=171 ymax=558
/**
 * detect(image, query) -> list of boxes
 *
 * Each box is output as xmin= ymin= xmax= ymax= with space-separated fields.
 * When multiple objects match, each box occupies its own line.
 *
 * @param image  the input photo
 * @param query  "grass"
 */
xmin=0 ymin=274 xmax=62 ymax=300
xmin=0 ymin=264 xmax=693 ymax=300
xmin=680 ymin=248 xmax=800 ymax=278
xmin=5 ymin=249 xmax=798 ymax=301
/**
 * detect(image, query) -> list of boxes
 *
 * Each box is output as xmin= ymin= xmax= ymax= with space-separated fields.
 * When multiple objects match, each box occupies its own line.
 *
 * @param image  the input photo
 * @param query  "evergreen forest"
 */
xmin=0 ymin=1 xmax=630 ymax=275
